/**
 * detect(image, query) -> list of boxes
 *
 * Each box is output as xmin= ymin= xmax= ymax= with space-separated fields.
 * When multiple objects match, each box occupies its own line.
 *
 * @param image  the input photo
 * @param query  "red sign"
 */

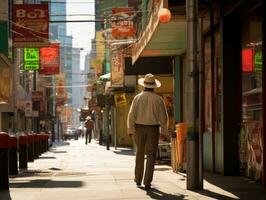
xmin=32 ymin=91 xmax=43 ymax=101
xmin=112 ymin=7 xmax=135 ymax=39
xmin=242 ymin=48 xmax=254 ymax=73
xmin=12 ymin=4 xmax=49 ymax=47
xmin=39 ymin=43 xmax=60 ymax=75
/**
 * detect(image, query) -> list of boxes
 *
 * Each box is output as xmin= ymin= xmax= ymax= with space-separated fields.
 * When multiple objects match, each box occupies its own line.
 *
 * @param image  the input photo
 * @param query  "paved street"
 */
xmin=1 ymin=138 xmax=266 ymax=200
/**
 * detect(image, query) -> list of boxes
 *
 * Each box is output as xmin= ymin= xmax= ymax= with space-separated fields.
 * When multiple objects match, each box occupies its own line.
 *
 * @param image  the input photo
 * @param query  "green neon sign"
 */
xmin=255 ymin=51 xmax=262 ymax=73
xmin=24 ymin=48 xmax=39 ymax=70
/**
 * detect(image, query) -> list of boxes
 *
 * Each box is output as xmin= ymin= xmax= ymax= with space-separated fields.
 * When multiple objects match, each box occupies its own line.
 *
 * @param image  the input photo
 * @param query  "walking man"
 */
xmin=127 ymin=73 xmax=168 ymax=190
xmin=85 ymin=116 xmax=94 ymax=145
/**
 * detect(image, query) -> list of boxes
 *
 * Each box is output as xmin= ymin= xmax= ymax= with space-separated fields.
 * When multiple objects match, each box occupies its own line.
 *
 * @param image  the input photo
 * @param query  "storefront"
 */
xmin=200 ymin=0 xmax=265 ymax=184
xmin=240 ymin=5 xmax=263 ymax=181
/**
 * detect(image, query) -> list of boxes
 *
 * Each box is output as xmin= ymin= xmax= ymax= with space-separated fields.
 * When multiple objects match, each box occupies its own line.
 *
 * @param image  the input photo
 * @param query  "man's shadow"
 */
xmin=141 ymin=187 xmax=186 ymax=200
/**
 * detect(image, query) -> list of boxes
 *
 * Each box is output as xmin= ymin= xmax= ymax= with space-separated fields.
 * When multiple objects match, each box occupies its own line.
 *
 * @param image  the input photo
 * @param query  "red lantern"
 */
xmin=158 ymin=8 xmax=171 ymax=23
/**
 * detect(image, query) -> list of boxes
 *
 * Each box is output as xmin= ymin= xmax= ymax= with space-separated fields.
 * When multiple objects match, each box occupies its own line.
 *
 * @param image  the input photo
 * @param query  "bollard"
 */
xmin=40 ymin=134 xmax=45 ymax=154
xmin=9 ymin=136 xmax=18 ymax=175
xmin=45 ymin=134 xmax=49 ymax=151
xmin=0 ymin=132 xmax=10 ymax=190
xmin=27 ymin=134 xmax=34 ymax=162
xmin=33 ymin=134 xmax=39 ymax=159
xmin=19 ymin=135 xmax=28 ymax=169
xmin=38 ymin=134 xmax=42 ymax=156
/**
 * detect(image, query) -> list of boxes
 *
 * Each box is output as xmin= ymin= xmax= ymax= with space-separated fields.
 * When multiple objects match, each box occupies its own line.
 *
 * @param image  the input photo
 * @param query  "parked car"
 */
xmin=64 ymin=127 xmax=79 ymax=140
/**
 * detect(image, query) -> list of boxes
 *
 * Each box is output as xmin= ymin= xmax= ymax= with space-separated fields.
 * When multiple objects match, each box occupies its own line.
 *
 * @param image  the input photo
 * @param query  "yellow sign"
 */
xmin=114 ymin=93 xmax=126 ymax=106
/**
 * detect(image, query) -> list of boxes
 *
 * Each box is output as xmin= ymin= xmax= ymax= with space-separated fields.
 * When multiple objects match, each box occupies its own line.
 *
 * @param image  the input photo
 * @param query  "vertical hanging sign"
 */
xmin=24 ymin=48 xmax=39 ymax=70
xmin=111 ymin=51 xmax=124 ymax=87
xmin=39 ymin=43 xmax=60 ymax=75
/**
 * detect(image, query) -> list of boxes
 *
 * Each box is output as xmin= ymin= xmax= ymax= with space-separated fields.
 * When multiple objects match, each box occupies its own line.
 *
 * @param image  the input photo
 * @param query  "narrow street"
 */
xmin=0 ymin=139 xmax=265 ymax=200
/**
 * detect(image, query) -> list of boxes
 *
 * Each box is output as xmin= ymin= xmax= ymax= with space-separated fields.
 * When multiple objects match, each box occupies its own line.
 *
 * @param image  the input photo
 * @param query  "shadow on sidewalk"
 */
xmin=144 ymin=187 xmax=187 ymax=200
xmin=9 ymin=179 xmax=83 ymax=188
xmin=0 ymin=190 xmax=11 ymax=200
xmin=200 ymin=173 xmax=266 ymax=200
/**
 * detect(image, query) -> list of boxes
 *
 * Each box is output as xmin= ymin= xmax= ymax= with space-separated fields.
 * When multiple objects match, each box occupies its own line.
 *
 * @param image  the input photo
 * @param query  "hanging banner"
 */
xmin=111 ymin=7 xmax=135 ymax=39
xmin=12 ymin=4 xmax=49 ymax=47
xmin=24 ymin=48 xmax=39 ymax=70
xmin=111 ymin=51 xmax=124 ymax=87
xmin=39 ymin=43 xmax=60 ymax=75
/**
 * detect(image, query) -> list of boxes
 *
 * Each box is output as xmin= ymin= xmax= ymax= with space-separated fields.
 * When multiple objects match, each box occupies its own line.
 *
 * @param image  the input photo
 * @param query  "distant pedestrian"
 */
xmin=127 ymin=73 xmax=168 ymax=190
xmin=85 ymin=116 xmax=94 ymax=144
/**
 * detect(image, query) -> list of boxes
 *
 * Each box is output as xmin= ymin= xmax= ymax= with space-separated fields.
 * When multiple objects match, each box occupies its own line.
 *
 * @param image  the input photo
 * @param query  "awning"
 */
xmin=132 ymin=1 xmax=186 ymax=64
xmin=99 ymin=73 xmax=110 ymax=81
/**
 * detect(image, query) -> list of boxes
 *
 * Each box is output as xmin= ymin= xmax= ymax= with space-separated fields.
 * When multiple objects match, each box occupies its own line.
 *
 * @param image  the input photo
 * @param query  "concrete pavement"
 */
xmin=1 ymin=138 xmax=266 ymax=200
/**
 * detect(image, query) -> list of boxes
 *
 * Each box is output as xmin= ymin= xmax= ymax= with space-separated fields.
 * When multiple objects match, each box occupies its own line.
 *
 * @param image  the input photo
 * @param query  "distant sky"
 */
xmin=66 ymin=0 xmax=95 ymax=70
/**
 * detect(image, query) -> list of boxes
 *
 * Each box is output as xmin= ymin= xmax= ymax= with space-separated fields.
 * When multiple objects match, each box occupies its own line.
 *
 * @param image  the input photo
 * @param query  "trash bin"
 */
xmin=9 ymin=135 xmax=18 ymax=175
xmin=176 ymin=123 xmax=187 ymax=171
xmin=19 ymin=135 xmax=28 ymax=169
xmin=0 ymin=132 xmax=10 ymax=190
xmin=27 ymin=134 xmax=34 ymax=162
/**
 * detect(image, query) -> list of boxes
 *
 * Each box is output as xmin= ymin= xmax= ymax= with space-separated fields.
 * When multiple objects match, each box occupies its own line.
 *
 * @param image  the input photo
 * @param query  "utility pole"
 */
xmin=186 ymin=0 xmax=200 ymax=190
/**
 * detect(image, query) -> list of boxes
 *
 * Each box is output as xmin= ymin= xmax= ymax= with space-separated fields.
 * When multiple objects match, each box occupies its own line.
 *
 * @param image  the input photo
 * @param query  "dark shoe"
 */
xmin=136 ymin=183 xmax=141 ymax=187
xmin=144 ymin=185 xmax=151 ymax=190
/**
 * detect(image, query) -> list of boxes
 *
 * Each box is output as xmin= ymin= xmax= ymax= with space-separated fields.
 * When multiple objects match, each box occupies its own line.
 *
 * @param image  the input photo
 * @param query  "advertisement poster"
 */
xmin=246 ymin=121 xmax=263 ymax=180
xmin=111 ymin=51 xmax=124 ymax=87
xmin=39 ymin=43 xmax=60 ymax=75
xmin=111 ymin=7 xmax=135 ymax=39
xmin=12 ymin=4 xmax=49 ymax=47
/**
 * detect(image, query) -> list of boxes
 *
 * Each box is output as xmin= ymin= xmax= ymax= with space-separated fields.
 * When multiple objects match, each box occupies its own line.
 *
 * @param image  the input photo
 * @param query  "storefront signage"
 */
xmin=254 ymin=51 xmax=262 ymax=73
xmin=12 ymin=4 xmax=49 ymax=47
xmin=111 ymin=7 xmax=135 ymax=39
xmin=24 ymin=48 xmax=39 ymax=70
xmin=114 ymin=93 xmax=126 ymax=106
xmin=242 ymin=48 xmax=254 ymax=73
xmin=32 ymin=91 xmax=43 ymax=101
xmin=39 ymin=43 xmax=60 ymax=75
xmin=24 ymin=100 xmax=32 ymax=117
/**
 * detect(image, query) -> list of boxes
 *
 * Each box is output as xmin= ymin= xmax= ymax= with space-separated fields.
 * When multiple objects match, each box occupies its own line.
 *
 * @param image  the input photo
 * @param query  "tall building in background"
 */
xmin=72 ymin=47 xmax=82 ymax=126
xmin=41 ymin=0 xmax=73 ymax=104
xmin=65 ymin=35 xmax=73 ymax=105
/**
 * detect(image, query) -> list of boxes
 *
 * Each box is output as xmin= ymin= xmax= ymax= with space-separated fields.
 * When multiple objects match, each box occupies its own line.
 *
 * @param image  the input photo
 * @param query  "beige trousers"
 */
xmin=134 ymin=124 xmax=159 ymax=186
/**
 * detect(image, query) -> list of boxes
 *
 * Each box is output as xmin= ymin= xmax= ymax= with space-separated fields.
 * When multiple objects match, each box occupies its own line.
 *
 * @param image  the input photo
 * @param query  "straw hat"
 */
xmin=138 ymin=73 xmax=161 ymax=88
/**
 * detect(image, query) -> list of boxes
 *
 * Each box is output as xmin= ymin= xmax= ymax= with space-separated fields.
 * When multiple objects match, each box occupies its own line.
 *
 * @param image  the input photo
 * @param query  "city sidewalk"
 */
xmin=1 ymin=138 xmax=266 ymax=200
